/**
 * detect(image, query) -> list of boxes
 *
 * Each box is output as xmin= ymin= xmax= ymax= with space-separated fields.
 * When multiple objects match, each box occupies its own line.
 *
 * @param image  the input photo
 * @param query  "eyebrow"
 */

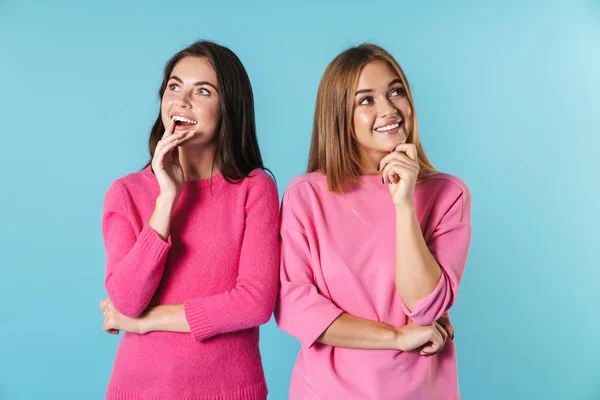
xmin=169 ymin=76 xmax=219 ymax=93
xmin=355 ymin=79 xmax=404 ymax=95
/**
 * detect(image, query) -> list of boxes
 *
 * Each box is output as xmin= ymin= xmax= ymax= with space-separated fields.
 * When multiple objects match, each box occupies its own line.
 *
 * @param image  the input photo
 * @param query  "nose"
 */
xmin=378 ymin=97 xmax=398 ymax=118
xmin=174 ymin=91 xmax=192 ymax=109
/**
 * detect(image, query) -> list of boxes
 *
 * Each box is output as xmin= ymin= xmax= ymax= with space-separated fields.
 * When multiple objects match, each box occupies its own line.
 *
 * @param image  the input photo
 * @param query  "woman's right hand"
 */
xmin=151 ymin=118 xmax=194 ymax=200
xmin=396 ymin=322 xmax=448 ymax=356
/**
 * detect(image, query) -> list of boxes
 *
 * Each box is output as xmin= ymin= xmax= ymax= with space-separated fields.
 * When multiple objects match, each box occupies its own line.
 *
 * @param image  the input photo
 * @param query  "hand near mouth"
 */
xmin=151 ymin=118 xmax=194 ymax=200
xmin=377 ymin=143 xmax=420 ymax=208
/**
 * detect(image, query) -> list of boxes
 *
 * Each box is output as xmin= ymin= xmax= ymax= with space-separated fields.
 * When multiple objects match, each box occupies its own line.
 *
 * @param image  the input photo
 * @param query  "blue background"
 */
xmin=1 ymin=1 xmax=598 ymax=399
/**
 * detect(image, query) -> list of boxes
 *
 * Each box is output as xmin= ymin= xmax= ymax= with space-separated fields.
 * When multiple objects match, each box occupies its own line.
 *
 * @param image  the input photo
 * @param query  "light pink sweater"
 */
xmin=275 ymin=172 xmax=472 ymax=399
xmin=102 ymin=167 xmax=279 ymax=400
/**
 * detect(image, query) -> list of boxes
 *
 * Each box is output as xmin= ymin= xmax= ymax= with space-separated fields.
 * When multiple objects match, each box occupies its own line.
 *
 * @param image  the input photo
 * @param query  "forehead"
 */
xmin=170 ymin=56 xmax=217 ymax=83
xmin=356 ymin=60 xmax=400 ymax=89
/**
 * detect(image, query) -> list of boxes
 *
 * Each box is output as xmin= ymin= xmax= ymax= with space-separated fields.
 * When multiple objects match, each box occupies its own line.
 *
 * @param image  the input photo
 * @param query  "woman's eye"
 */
xmin=359 ymin=97 xmax=373 ymax=105
xmin=168 ymin=84 xmax=180 ymax=91
xmin=390 ymin=87 xmax=406 ymax=97
xmin=197 ymin=88 xmax=210 ymax=96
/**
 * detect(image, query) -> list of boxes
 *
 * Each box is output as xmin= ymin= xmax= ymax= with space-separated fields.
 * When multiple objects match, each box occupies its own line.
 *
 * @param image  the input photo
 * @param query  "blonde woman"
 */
xmin=276 ymin=44 xmax=472 ymax=399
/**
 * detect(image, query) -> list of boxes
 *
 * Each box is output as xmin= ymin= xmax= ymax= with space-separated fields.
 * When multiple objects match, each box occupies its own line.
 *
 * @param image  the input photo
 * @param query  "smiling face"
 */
xmin=160 ymin=56 xmax=221 ymax=146
xmin=352 ymin=60 xmax=413 ymax=161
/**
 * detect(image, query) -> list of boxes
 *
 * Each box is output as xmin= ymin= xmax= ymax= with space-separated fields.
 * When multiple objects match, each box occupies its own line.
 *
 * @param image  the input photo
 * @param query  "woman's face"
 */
xmin=160 ymin=56 xmax=221 ymax=146
xmin=352 ymin=60 xmax=412 ymax=157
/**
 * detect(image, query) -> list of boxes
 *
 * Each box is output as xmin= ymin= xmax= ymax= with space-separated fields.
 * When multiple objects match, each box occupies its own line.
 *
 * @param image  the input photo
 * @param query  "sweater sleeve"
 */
xmin=399 ymin=186 xmax=472 ymax=325
xmin=274 ymin=190 xmax=344 ymax=349
xmin=183 ymin=171 xmax=280 ymax=341
xmin=102 ymin=181 xmax=171 ymax=318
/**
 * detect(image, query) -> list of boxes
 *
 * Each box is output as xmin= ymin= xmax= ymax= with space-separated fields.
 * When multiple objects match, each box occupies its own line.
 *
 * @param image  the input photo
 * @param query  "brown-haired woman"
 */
xmin=276 ymin=44 xmax=472 ymax=399
xmin=98 ymin=41 xmax=279 ymax=400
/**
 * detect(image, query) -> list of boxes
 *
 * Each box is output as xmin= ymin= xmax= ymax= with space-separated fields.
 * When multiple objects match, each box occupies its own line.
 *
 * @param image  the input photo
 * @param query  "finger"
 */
xmin=103 ymin=317 xmax=117 ymax=333
xmin=437 ymin=315 xmax=454 ymax=340
xmin=394 ymin=143 xmax=418 ymax=161
xmin=393 ymin=152 xmax=418 ymax=168
xmin=379 ymin=151 xmax=419 ymax=176
xmin=420 ymin=326 xmax=444 ymax=356
xmin=175 ymin=130 xmax=196 ymax=146
xmin=156 ymin=130 xmax=189 ymax=152
xmin=419 ymin=329 xmax=441 ymax=355
xmin=162 ymin=117 xmax=176 ymax=139
xmin=154 ymin=134 xmax=186 ymax=163
xmin=434 ymin=321 xmax=448 ymax=345
xmin=158 ymin=129 xmax=191 ymax=150
xmin=381 ymin=160 xmax=407 ymax=184
xmin=172 ymin=147 xmax=181 ymax=169
xmin=382 ymin=160 xmax=417 ymax=184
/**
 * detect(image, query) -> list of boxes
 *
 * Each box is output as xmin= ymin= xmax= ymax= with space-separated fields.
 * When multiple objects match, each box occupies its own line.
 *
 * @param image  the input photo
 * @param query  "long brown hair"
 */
xmin=144 ymin=41 xmax=266 ymax=182
xmin=308 ymin=43 xmax=436 ymax=193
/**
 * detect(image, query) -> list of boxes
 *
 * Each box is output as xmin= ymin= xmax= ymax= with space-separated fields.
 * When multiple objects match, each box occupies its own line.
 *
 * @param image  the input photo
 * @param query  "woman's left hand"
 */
xmin=379 ymin=143 xmax=420 ymax=208
xmin=100 ymin=299 xmax=146 ymax=335
xmin=436 ymin=312 xmax=454 ymax=340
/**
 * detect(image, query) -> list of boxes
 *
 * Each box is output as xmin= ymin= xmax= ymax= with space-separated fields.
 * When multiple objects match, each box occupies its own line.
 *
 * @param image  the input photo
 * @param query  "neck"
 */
xmin=179 ymin=142 xmax=220 ymax=180
xmin=359 ymin=147 xmax=387 ymax=175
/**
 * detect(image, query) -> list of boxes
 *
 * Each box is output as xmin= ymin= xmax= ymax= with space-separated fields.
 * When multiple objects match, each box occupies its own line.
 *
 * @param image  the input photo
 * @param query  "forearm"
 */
xmin=148 ymin=194 xmax=177 ymax=241
xmin=141 ymin=304 xmax=190 ymax=333
xmin=395 ymin=205 xmax=442 ymax=311
xmin=317 ymin=313 xmax=400 ymax=350
xmin=104 ymin=224 xmax=172 ymax=317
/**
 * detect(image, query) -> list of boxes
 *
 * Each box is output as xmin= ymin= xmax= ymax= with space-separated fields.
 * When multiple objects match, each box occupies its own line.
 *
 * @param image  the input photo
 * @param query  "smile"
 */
xmin=374 ymin=120 xmax=402 ymax=133
xmin=171 ymin=115 xmax=198 ymax=126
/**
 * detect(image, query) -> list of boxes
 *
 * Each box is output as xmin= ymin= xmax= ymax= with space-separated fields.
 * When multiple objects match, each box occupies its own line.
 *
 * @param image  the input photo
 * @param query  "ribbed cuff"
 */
xmin=137 ymin=224 xmax=171 ymax=261
xmin=184 ymin=298 xmax=215 ymax=341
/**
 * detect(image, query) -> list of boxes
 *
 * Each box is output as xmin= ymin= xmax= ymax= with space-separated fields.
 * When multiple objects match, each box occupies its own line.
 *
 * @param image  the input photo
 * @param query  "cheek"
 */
xmin=160 ymin=98 xmax=170 ymax=124
xmin=161 ymin=92 xmax=178 ymax=111
xmin=393 ymin=98 xmax=413 ymax=129
xmin=353 ymin=109 xmax=374 ymax=135
xmin=194 ymin=101 xmax=221 ymax=129
xmin=396 ymin=98 xmax=412 ymax=118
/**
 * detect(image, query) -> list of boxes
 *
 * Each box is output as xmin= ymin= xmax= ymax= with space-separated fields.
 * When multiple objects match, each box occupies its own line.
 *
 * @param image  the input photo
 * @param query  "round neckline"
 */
xmin=143 ymin=166 xmax=224 ymax=188
xmin=358 ymin=174 xmax=389 ymax=191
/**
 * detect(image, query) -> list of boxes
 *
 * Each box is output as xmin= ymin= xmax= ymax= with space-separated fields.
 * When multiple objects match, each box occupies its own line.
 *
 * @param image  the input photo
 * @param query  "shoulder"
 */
xmin=244 ymin=168 xmax=278 ymax=194
xmin=109 ymin=167 xmax=154 ymax=193
xmin=280 ymin=173 xmax=330 ymax=226
xmin=284 ymin=172 xmax=328 ymax=198
xmin=241 ymin=169 xmax=280 ymax=214
xmin=105 ymin=167 xmax=152 ymax=203
xmin=420 ymin=172 xmax=470 ymax=201
xmin=420 ymin=172 xmax=471 ymax=222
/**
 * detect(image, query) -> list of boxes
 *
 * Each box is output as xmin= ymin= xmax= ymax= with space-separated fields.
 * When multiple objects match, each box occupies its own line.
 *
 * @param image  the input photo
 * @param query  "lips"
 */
xmin=374 ymin=119 xmax=403 ymax=134
xmin=170 ymin=113 xmax=198 ymax=127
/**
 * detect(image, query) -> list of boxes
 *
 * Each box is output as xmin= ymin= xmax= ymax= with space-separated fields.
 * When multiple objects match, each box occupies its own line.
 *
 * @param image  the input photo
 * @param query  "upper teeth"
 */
xmin=375 ymin=122 xmax=400 ymax=132
xmin=172 ymin=115 xmax=197 ymax=124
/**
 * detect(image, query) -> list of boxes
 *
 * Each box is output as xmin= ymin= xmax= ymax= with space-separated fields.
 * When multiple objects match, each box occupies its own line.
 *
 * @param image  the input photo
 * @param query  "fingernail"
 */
xmin=382 ymin=177 xmax=384 ymax=184
xmin=377 ymin=164 xmax=380 ymax=171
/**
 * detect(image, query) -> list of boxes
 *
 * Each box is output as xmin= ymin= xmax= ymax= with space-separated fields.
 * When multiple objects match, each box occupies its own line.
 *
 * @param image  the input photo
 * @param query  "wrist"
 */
xmin=156 ymin=193 xmax=178 ymax=210
xmin=393 ymin=326 xmax=406 ymax=351
xmin=394 ymin=202 xmax=415 ymax=215
xmin=137 ymin=310 xmax=153 ymax=334
xmin=394 ymin=325 xmax=414 ymax=351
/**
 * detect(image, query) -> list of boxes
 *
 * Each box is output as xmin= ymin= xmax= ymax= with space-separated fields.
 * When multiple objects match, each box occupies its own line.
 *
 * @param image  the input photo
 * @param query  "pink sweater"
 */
xmin=275 ymin=172 xmax=472 ymax=399
xmin=101 ymin=167 xmax=279 ymax=400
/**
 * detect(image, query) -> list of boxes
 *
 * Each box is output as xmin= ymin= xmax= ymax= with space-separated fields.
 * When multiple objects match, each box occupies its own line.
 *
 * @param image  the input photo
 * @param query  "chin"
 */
xmin=375 ymin=136 xmax=406 ymax=151
xmin=181 ymin=134 xmax=215 ymax=147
